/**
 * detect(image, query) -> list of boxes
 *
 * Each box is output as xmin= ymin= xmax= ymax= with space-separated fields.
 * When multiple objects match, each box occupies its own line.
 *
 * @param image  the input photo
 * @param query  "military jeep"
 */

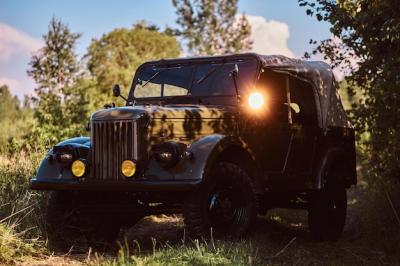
xmin=31 ymin=53 xmax=356 ymax=247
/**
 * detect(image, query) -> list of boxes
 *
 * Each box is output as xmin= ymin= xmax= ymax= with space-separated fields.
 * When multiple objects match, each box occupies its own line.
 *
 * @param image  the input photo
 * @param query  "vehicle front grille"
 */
xmin=91 ymin=120 xmax=138 ymax=180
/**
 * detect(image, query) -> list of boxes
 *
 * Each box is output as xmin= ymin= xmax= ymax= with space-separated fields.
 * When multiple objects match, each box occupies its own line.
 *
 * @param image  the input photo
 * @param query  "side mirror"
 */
xmin=113 ymin=84 xmax=121 ymax=97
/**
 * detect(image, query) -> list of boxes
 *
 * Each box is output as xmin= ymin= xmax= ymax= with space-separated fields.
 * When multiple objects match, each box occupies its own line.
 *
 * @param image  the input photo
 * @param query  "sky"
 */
xmin=0 ymin=0 xmax=332 ymax=99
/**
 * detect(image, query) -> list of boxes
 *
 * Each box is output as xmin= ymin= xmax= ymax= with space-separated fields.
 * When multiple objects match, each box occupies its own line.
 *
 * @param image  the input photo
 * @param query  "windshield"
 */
xmin=132 ymin=58 xmax=257 ymax=99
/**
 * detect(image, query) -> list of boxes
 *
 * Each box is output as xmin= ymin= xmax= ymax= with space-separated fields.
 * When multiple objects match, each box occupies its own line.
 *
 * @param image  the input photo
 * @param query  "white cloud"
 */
xmin=0 ymin=22 xmax=42 ymax=62
xmin=0 ymin=76 xmax=36 ymax=99
xmin=0 ymin=77 xmax=20 ymax=90
xmin=0 ymin=22 xmax=41 ymax=98
xmin=246 ymin=15 xmax=294 ymax=57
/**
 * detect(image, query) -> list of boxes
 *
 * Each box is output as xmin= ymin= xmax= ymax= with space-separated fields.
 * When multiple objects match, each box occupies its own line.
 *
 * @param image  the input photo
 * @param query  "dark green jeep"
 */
xmin=31 ymin=53 xmax=356 ymax=247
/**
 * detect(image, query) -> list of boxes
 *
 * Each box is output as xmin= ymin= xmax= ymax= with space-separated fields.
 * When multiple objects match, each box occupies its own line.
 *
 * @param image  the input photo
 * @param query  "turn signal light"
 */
xmin=71 ymin=160 xmax=86 ymax=177
xmin=121 ymin=160 xmax=136 ymax=177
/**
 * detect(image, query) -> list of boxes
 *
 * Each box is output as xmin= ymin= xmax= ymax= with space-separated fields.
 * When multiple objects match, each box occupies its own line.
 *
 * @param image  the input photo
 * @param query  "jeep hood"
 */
xmin=91 ymin=105 xmax=234 ymax=121
xmin=91 ymin=105 xmax=236 ymax=138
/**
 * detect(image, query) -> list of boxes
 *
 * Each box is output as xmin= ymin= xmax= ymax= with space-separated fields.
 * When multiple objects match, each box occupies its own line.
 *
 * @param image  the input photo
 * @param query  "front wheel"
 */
xmin=46 ymin=191 xmax=120 ymax=250
xmin=308 ymin=183 xmax=347 ymax=241
xmin=183 ymin=162 xmax=257 ymax=239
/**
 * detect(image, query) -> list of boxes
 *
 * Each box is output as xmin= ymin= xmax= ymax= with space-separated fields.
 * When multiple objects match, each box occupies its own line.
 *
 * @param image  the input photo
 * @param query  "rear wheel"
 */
xmin=46 ymin=191 xmax=121 ymax=250
xmin=308 ymin=182 xmax=347 ymax=241
xmin=183 ymin=162 xmax=257 ymax=239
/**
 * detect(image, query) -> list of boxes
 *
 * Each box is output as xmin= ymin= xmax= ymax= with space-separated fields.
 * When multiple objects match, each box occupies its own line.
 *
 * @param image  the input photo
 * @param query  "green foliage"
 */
xmin=0 ymin=152 xmax=47 ymax=237
xmin=0 ymin=85 xmax=34 ymax=152
xmin=0 ymin=223 xmax=44 ymax=264
xmin=27 ymin=18 xmax=89 ymax=148
xmin=86 ymin=21 xmax=181 ymax=106
xmin=172 ymin=0 xmax=252 ymax=55
xmin=299 ymin=0 xmax=400 ymax=180
xmin=0 ymin=152 xmax=47 ymax=264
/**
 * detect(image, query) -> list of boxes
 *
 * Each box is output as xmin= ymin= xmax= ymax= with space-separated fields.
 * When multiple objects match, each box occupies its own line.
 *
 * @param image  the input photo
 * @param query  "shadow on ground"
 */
xmin=114 ymin=185 xmax=397 ymax=265
xmin=30 ymin=183 xmax=398 ymax=265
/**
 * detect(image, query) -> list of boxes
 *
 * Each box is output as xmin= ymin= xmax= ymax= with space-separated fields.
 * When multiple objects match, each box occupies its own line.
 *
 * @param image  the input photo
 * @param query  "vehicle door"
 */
xmin=241 ymin=69 xmax=293 ymax=184
xmin=284 ymin=76 xmax=319 ymax=188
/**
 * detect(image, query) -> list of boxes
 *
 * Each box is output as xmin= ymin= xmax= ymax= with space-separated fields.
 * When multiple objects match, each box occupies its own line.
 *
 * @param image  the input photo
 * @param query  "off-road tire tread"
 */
xmin=183 ymin=161 xmax=257 ymax=239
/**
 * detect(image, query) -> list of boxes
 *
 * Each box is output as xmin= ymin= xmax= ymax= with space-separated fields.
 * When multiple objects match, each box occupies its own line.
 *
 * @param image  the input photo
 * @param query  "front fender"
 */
xmin=145 ymin=134 xmax=253 ymax=183
xmin=34 ymin=137 xmax=90 ymax=181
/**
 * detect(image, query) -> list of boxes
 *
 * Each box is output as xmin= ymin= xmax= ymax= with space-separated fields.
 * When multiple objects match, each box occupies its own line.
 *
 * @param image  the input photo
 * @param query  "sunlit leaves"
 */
xmin=299 ymin=0 xmax=400 ymax=180
xmin=172 ymin=0 xmax=252 ymax=55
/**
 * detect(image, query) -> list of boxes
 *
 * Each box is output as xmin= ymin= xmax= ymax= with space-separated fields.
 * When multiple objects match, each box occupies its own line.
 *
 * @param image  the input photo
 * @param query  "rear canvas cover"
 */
xmin=258 ymin=55 xmax=351 ymax=129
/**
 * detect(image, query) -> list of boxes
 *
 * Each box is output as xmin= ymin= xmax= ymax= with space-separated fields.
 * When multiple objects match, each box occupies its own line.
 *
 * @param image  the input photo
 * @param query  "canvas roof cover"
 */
xmin=257 ymin=54 xmax=351 ymax=129
xmin=142 ymin=53 xmax=351 ymax=129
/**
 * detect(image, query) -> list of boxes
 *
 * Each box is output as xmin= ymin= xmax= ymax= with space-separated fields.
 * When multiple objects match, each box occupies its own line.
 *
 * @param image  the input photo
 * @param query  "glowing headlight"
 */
xmin=71 ymin=160 xmax=86 ymax=177
xmin=121 ymin=160 xmax=136 ymax=177
xmin=248 ymin=92 xmax=265 ymax=110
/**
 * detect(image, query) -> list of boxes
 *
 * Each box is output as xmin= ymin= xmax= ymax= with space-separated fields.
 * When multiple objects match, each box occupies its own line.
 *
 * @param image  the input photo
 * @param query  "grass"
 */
xmin=0 ymin=151 xmax=399 ymax=265
xmin=0 ymin=152 xmax=47 ymax=237
xmin=90 ymin=239 xmax=258 ymax=265
xmin=0 ymin=223 xmax=44 ymax=264
xmin=0 ymin=152 xmax=48 ymax=264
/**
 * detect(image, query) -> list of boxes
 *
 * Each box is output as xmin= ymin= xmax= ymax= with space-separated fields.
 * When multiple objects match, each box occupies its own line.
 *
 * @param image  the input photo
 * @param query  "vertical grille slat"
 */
xmin=91 ymin=120 xmax=138 ymax=180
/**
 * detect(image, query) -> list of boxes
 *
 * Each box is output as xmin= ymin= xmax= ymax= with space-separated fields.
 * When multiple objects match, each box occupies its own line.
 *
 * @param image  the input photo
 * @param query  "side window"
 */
xmin=289 ymin=76 xmax=318 ymax=126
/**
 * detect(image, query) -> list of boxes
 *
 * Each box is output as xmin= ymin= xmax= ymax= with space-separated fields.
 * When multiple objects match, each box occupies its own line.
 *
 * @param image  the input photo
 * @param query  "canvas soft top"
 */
xmin=258 ymin=54 xmax=351 ymax=129
xmin=140 ymin=53 xmax=351 ymax=129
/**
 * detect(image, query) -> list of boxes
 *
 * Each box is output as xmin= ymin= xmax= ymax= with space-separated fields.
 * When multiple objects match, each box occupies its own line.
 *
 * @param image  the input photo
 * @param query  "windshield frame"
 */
xmin=127 ymin=54 xmax=261 ymax=104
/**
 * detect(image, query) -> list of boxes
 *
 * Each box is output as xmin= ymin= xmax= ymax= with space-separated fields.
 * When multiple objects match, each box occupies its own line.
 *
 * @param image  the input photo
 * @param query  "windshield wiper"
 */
xmin=196 ymin=67 xmax=217 ymax=84
xmin=142 ymin=69 xmax=165 ymax=88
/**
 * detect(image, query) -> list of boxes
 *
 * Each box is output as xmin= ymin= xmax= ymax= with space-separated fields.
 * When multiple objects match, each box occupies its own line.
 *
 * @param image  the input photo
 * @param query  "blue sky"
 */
xmin=0 ymin=0 xmax=331 ymax=99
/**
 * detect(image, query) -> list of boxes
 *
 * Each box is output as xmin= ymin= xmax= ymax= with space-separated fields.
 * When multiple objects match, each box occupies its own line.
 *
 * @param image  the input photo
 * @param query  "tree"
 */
xmin=0 ymin=85 xmax=34 ymax=152
xmin=28 ymin=18 xmax=89 ymax=147
xmin=299 ymin=0 xmax=400 ymax=180
xmin=85 ymin=21 xmax=181 ymax=106
xmin=172 ymin=0 xmax=252 ymax=55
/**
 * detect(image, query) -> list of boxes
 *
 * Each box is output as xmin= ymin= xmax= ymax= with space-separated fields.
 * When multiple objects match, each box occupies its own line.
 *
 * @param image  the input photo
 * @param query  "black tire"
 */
xmin=308 ymin=182 xmax=347 ymax=241
xmin=183 ymin=162 xmax=257 ymax=239
xmin=46 ymin=191 xmax=120 ymax=251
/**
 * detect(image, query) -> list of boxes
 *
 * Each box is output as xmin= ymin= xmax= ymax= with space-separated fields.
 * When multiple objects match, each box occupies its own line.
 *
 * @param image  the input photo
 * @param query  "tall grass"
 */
xmin=0 ymin=151 xmax=48 ymax=263
xmin=0 ymin=152 xmax=47 ymax=236
xmin=0 ymin=223 xmax=45 ymax=264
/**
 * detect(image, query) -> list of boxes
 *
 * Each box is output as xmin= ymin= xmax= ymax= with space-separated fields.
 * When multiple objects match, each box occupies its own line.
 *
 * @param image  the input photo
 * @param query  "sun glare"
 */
xmin=248 ymin=92 xmax=265 ymax=110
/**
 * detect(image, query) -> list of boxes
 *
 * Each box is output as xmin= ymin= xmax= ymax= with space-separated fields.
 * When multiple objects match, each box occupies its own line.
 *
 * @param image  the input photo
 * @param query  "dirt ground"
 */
xmin=16 ymin=184 xmax=400 ymax=265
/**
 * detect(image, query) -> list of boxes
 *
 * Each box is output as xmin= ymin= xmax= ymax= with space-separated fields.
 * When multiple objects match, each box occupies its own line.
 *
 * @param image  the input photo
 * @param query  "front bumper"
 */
xmin=30 ymin=177 xmax=202 ymax=192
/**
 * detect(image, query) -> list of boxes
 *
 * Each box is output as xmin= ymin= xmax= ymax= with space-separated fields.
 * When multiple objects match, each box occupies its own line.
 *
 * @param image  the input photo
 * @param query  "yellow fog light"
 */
xmin=121 ymin=160 xmax=136 ymax=177
xmin=248 ymin=92 xmax=265 ymax=110
xmin=71 ymin=160 xmax=86 ymax=177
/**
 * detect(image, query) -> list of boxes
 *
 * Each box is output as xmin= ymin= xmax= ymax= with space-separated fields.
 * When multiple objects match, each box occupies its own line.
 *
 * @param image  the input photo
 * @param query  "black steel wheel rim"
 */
xmin=207 ymin=183 xmax=246 ymax=229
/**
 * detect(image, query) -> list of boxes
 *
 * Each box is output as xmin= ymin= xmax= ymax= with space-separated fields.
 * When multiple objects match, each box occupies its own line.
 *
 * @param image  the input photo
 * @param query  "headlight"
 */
xmin=56 ymin=153 xmax=73 ymax=165
xmin=152 ymin=142 xmax=186 ymax=168
xmin=156 ymin=151 xmax=173 ymax=162
xmin=121 ymin=160 xmax=136 ymax=177
xmin=71 ymin=160 xmax=86 ymax=177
